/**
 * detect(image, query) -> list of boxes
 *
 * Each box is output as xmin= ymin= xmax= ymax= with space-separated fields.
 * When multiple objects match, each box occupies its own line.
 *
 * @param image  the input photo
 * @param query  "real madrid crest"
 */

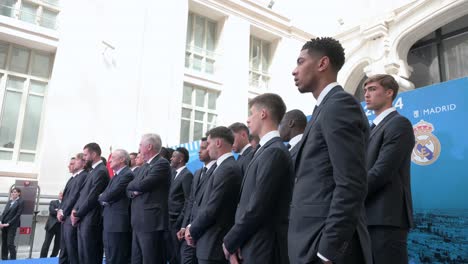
xmin=411 ymin=120 xmax=441 ymax=166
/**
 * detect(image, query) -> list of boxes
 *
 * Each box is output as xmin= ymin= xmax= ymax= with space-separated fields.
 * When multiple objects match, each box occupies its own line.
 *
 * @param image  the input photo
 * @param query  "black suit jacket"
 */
xmin=237 ymin=145 xmax=253 ymax=177
xmin=99 ymin=166 xmax=134 ymax=232
xmin=127 ymin=154 xmax=171 ymax=232
xmin=73 ymin=162 xmax=110 ymax=225
xmin=224 ymin=137 xmax=293 ymax=264
xmin=288 ymin=86 xmax=372 ymax=264
xmin=45 ymin=199 xmax=61 ymax=231
xmin=365 ymin=111 xmax=414 ymax=228
xmin=60 ymin=171 xmax=88 ymax=219
xmin=1 ymin=197 xmax=24 ymax=229
xmin=190 ymin=156 xmax=242 ymax=261
xmin=168 ymin=167 xmax=193 ymax=229
xmin=181 ymin=164 xmax=216 ymax=228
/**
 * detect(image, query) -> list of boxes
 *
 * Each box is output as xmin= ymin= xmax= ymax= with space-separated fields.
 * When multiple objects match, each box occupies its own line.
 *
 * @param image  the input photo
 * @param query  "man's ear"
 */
xmin=288 ymin=119 xmax=295 ymax=128
xmin=260 ymin=108 xmax=267 ymax=120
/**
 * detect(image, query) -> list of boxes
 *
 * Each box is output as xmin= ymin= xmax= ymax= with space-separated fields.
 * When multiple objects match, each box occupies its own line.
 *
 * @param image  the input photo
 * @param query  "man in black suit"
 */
xmin=40 ymin=191 xmax=63 ymax=258
xmin=167 ymin=147 xmax=193 ymax=264
xmin=99 ymin=149 xmax=134 ymax=264
xmin=1 ymin=187 xmax=24 ymax=260
xmin=71 ymin=143 xmax=109 ymax=264
xmin=178 ymin=137 xmax=216 ymax=264
xmin=127 ymin=133 xmax=171 ymax=264
xmin=279 ymin=109 xmax=307 ymax=163
xmin=223 ymin=93 xmax=293 ymax=264
xmin=58 ymin=155 xmax=88 ymax=264
xmin=228 ymin=122 xmax=253 ymax=177
xmin=185 ymin=126 xmax=242 ymax=264
xmin=363 ymin=74 xmax=415 ymax=264
xmin=289 ymin=37 xmax=372 ymax=264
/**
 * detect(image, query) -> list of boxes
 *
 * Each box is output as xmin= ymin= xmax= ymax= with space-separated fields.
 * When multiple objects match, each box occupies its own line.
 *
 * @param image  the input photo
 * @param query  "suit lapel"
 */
xmin=369 ymin=111 xmax=398 ymax=139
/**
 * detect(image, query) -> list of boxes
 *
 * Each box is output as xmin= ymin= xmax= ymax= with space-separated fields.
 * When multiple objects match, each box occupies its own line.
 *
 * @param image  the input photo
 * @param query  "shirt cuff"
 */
xmin=317 ymin=252 xmax=330 ymax=262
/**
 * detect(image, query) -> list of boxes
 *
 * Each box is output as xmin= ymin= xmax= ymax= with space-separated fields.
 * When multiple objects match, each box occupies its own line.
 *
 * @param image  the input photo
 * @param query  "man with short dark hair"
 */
xmin=71 ymin=143 xmax=110 ymax=264
xmin=363 ymin=74 xmax=415 ymax=264
xmin=290 ymin=37 xmax=372 ymax=264
xmin=167 ymin=147 xmax=193 ymax=264
xmin=99 ymin=149 xmax=134 ymax=264
xmin=179 ymin=138 xmax=216 ymax=264
xmin=40 ymin=191 xmax=63 ymax=258
xmin=127 ymin=133 xmax=171 ymax=264
xmin=228 ymin=122 xmax=253 ymax=176
xmin=58 ymin=154 xmax=88 ymax=264
xmin=279 ymin=109 xmax=307 ymax=162
xmin=129 ymin=152 xmax=138 ymax=169
xmin=1 ymin=188 xmax=24 ymax=260
xmin=223 ymin=93 xmax=293 ymax=264
xmin=186 ymin=127 xmax=242 ymax=264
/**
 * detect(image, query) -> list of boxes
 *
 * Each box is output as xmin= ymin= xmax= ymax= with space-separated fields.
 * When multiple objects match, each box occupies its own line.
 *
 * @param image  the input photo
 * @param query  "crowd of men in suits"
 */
xmin=6 ymin=36 xmax=415 ymax=264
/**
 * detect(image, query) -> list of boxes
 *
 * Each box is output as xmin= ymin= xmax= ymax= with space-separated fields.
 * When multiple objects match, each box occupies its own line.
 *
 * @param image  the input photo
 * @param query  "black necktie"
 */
xmin=200 ymin=167 xmax=208 ymax=181
xmin=370 ymin=123 xmax=376 ymax=131
xmin=286 ymin=143 xmax=292 ymax=150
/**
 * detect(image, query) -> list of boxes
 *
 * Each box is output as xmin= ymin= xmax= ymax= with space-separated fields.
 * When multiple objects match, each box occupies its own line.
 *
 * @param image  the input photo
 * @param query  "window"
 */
xmin=180 ymin=83 xmax=218 ymax=143
xmin=0 ymin=41 xmax=54 ymax=162
xmin=408 ymin=14 xmax=468 ymax=88
xmin=0 ymin=0 xmax=59 ymax=29
xmin=185 ymin=12 xmax=217 ymax=74
xmin=249 ymin=36 xmax=271 ymax=91
xmin=353 ymin=76 xmax=367 ymax=102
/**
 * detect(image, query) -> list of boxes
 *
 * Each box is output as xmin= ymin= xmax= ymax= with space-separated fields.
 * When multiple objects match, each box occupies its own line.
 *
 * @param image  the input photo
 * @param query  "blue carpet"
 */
xmin=0 ymin=258 xmax=58 ymax=263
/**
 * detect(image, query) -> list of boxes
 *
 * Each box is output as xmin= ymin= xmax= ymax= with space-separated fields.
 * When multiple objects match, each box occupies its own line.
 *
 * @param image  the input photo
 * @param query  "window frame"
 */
xmin=249 ymin=35 xmax=271 ymax=91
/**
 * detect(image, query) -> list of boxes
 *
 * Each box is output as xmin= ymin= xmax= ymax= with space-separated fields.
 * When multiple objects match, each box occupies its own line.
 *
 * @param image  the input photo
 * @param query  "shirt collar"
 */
xmin=373 ymin=107 xmax=396 ymax=126
xmin=176 ymin=165 xmax=186 ymax=174
xmin=216 ymin=152 xmax=234 ymax=167
xmin=114 ymin=166 xmax=126 ymax=175
xmin=205 ymin=160 xmax=216 ymax=170
xmin=289 ymin=134 xmax=303 ymax=149
xmin=147 ymin=153 xmax=159 ymax=164
xmin=316 ymin=82 xmax=339 ymax=106
xmin=72 ymin=169 xmax=84 ymax=177
xmin=240 ymin=144 xmax=251 ymax=155
xmin=92 ymin=160 xmax=103 ymax=169
xmin=259 ymin=130 xmax=280 ymax=148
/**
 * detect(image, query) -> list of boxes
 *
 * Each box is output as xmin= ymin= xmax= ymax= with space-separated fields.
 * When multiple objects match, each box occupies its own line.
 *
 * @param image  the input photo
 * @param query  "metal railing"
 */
xmin=0 ymin=3 xmax=58 ymax=30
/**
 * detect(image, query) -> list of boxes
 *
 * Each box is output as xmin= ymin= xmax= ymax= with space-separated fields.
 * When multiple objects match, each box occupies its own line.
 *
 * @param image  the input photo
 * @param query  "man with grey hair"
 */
xmin=127 ymin=134 xmax=171 ymax=264
xmin=99 ymin=149 xmax=134 ymax=264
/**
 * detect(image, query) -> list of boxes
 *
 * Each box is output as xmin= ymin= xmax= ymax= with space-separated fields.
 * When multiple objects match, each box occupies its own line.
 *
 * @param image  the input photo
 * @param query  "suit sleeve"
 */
xmin=176 ymin=172 xmax=193 ymax=228
xmin=75 ymin=169 xmax=109 ymax=218
xmin=127 ymin=161 xmax=170 ymax=193
xmin=318 ymin=96 xmax=368 ymax=259
xmin=49 ymin=200 xmax=58 ymax=217
xmin=99 ymin=172 xmax=134 ymax=204
xmin=367 ymin=117 xmax=414 ymax=196
xmin=182 ymin=170 xmax=199 ymax=228
xmin=8 ymin=199 xmax=24 ymax=226
xmin=223 ymin=149 xmax=289 ymax=253
xmin=62 ymin=174 xmax=87 ymax=217
xmin=190 ymin=168 xmax=236 ymax=241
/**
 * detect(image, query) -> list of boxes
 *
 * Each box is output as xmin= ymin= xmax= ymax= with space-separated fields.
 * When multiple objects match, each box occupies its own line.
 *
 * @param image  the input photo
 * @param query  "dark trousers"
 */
xmin=77 ymin=223 xmax=103 ymax=264
xmin=180 ymin=240 xmax=198 ymax=264
xmin=132 ymin=230 xmax=166 ymax=264
xmin=167 ymin=221 xmax=181 ymax=264
xmin=1 ymin=226 xmax=17 ymax=260
xmin=59 ymin=220 xmax=79 ymax=264
xmin=198 ymin=259 xmax=228 ymax=264
xmin=40 ymin=224 xmax=61 ymax=258
xmin=103 ymin=231 xmax=131 ymax=264
xmin=369 ymin=226 xmax=409 ymax=264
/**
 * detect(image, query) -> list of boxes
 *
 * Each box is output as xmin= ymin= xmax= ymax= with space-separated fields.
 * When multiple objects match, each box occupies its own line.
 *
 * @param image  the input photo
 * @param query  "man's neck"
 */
xmin=145 ymin=152 xmax=158 ymax=162
xmin=258 ymin=124 xmax=278 ymax=139
xmin=92 ymin=158 xmax=101 ymax=166
xmin=204 ymin=160 xmax=215 ymax=166
xmin=312 ymin=77 xmax=337 ymax=99
xmin=374 ymin=104 xmax=393 ymax=117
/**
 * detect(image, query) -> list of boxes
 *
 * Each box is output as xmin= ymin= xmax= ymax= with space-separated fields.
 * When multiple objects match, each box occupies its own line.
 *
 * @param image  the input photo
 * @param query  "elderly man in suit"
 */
xmin=289 ymin=37 xmax=372 ymax=264
xmin=71 ymin=143 xmax=110 ymax=264
xmin=99 ymin=149 xmax=134 ymax=264
xmin=228 ymin=122 xmax=253 ymax=177
xmin=167 ymin=147 xmax=193 ymax=264
xmin=178 ymin=137 xmax=216 ymax=264
xmin=58 ymin=154 xmax=88 ymax=264
xmin=185 ymin=126 xmax=242 ymax=264
xmin=1 ymin=187 xmax=24 ymax=260
xmin=40 ymin=191 xmax=63 ymax=258
xmin=127 ymin=133 xmax=171 ymax=264
xmin=279 ymin=109 xmax=307 ymax=163
xmin=223 ymin=93 xmax=294 ymax=264
xmin=363 ymin=74 xmax=415 ymax=264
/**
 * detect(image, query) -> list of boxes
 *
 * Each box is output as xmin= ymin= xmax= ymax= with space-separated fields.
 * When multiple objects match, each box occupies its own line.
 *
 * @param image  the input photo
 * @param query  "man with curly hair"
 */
xmin=289 ymin=37 xmax=372 ymax=264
